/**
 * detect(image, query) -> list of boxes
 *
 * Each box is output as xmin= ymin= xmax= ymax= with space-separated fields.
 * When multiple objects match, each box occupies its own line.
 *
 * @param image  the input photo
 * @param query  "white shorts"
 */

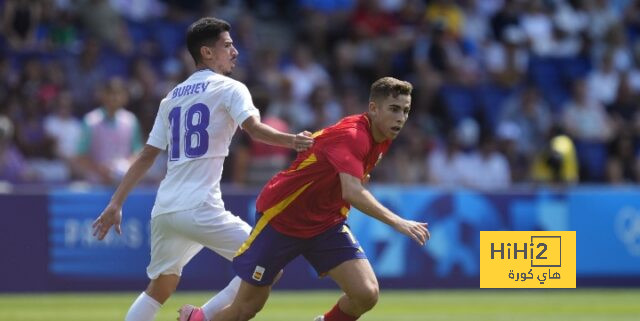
xmin=146 ymin=203 xmax=252 ymax=279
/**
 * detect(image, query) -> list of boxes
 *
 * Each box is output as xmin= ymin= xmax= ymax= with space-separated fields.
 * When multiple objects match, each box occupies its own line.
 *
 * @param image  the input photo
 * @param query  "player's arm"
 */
xmin=92 ymin=144 xmax=162 ymax=240
xmin=241 ymin=115 xmax=313 ymax=152
xmin=339 ymin=172 xmax=430 ymax=246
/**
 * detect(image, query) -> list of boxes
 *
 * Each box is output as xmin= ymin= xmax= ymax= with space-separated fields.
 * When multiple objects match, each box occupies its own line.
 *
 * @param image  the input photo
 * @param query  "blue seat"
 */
xmin=151 ymin=20 xmax=189 ymax=57
xmin=560 ymin=55 xmax=591 ymax=81
xmin=126 ymin=19 xmax=151 ymax=44
xmin=528 ymin=57 xmax=570 ymax=112
xmin=477 ymin=84 xmax=513 ymax=130
xmin=574 ymin=140 xmax=608 ymax=182
xmin=101 ymin=49 xmax=131 ymax=78
xmin=440 ymin=85 xmax=477 ymax=125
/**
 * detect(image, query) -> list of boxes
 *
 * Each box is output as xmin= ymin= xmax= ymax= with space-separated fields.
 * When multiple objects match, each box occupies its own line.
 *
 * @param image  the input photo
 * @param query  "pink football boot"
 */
xmin=178 ymin=304 xmax=206 ymax=321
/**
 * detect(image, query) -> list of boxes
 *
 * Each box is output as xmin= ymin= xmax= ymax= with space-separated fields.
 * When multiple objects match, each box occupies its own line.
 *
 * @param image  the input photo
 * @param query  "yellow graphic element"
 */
xmin=311 ymin=130 xmax=324 ymax=138
xmin=342 ymin=225 xmax=364 ymax=253
xmin=235 ymin=182 xmax=313 ymax=257
xmin=295 ymin=153 xmax=317 ymax=171
xmin=340 ymin=206 xmax=349 ymax=216
xmin=480 ymin=231 xmax=576 ymax=288
xmin=342 ymin=225 xmax=356 ymax=244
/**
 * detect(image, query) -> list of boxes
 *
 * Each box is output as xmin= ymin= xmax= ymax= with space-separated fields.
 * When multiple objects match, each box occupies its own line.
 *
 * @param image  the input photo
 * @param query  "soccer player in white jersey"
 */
xmin=91 ymin=17 xmax=314 ymax=321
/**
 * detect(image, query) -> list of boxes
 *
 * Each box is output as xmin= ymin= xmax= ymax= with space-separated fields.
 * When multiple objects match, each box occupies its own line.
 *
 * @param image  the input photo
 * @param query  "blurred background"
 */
xmin=1 ymin=0 xmax=640 ymax=320
xmin=5 ymin=0 xmax=640 ymax=187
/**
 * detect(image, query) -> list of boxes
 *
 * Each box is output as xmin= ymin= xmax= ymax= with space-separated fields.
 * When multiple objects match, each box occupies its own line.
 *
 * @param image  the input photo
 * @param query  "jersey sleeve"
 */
xmin=321 ymin=128 xmax=369 ymax=178
xmin=227 ymin=82 xmax=260 ymax=127
xmin=146 ymin=107 xmax=167 ymax=150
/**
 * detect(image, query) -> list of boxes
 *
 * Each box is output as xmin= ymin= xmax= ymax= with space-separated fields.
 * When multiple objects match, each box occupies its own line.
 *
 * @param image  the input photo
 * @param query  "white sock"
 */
xmin=202 ymin=276 xmax=242 ymax=320
xmin=125 ymin=291 xmax=162 ymax=321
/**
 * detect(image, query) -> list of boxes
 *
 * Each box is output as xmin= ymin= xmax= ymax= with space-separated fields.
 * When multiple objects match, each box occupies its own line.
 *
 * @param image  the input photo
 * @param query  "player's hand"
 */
xmin=293 ymin=131 xmax=314 ymax=152
xmin=394 ymin=219 xmax=430 ymax=246
xmin=92 ymin=203 xmax=123 ymax=240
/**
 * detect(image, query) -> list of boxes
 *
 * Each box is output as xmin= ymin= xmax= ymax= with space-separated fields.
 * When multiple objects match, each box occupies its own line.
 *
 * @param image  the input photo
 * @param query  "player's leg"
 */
xmin=304 ymin=224 xmax=375 ymax=321
xmin=209 ymin=280 xmax=272 ymax=321
xmin=324 ymin=259 xmax=379 ymax=320
xmin=181 ymin=209 xmax=254 ymax=319
xmin=145 ymin=274 xmax=180 ymax=303
xmin=209 ymin=218 xmax=303 ymax=320
xmin=126 ymin=212 xmax=203 ymax=321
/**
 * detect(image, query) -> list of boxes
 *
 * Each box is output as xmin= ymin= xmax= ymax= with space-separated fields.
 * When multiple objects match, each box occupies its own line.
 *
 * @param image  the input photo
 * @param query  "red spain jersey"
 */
xmin=255 ymin=113 xmax=391 ymax=238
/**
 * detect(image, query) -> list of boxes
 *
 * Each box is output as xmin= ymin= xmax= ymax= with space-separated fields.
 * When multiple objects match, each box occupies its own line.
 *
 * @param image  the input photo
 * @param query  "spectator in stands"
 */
xmin=232 ymin=115 xmax=291 ymax=187
xmin=18 ymin=58 xmax=46 ymax=102
xmin=563 ymin=78 xmax=614 ymax=181
xmin=283 ymin=42 xmax=330 ymax=104
xmin=266 ymin=77 xmax=313 ymax=133
xmin=531 ymin=126 xmax=579 ymax=184
xmin=65 ymin=38 xmax=106 ymax=112
xmin=427 ymin=129 xmax=472 ymax=188
xmin=623 ymin=0 xmax=640 ymax=42
xmin=483 ymin=26 xmax=528 ymax=88
xmin=308 ymin=84 xmax=343 ymax=130
xmin=552 ymin=0 xmax=588 ymax=58
xmin=74 ymin=77 xmax=143 ymax=185
xmin=606 ymin=76 xmax=640 ymax=183
xmin=496 ymin=122 xmax=529 ymax=183
xmin=499 ymin=85 xmax=552 ymax=161
xmin=426 ymin=22 xmax=469 ymax=83
xmin=4 ymin=0 xmax=640 ymax=186
xmin=520 ymin=1 xmax=554 ymax=56
xmin=43 ymin=90 xmax=82 ymax=167
xmin=385 ymin=124 xmax=428 ymax=184
xmin=587 ymin=0 xmax=620 ymax=42
xmin=587 ymin=50 xmax=621 ymax=106
xmin=47 ymin=6 xmax=80 ymax=50
xmin=2 ymin=0 xmax=42 ymax=50
xmin=0 ymin=115 xmax=31 ymax=183
xmin=600 ymin=25 xmax=633 ymax=72
xmin=127 ymin=58 xmax=161 ymax=110
xmin=490 ymin=0 xmax=520 ymax=42
xmin=424 ymin=0 xmax=464 ymax=38
xmin=76 ymin=0 xmax=132 ymax=53
xmin=563 ymin=78 xmax=614 ymax=142
xmin=606 ymin=129 xmax=639 ymax=183
xmin=254 ymin=47 xmax=285 ymax=93
xmin=40 ymin=61 xmax=66 ymax=111
xmin=464 ymin=133 xmax=511 ymax=191
xmin=13 ymin=95 xmax=70 ymax=182
xmin=351 ymin=0 xmax=399 ymax=39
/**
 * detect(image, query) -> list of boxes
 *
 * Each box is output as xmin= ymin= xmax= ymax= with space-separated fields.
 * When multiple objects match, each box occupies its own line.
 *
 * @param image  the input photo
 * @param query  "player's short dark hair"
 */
xmin=369 ymin=77 xmax=413 ymax=102
xmin=186 ymin=17 xmax=231 ymax=64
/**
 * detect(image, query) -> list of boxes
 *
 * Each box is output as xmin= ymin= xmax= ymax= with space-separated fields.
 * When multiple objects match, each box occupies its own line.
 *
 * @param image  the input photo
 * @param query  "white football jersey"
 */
xmin=147 ymin=70 xmax=259 ymax=217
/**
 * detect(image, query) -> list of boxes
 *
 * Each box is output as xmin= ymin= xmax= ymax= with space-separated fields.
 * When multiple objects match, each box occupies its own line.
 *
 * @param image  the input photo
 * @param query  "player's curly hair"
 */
xmin=186 ymin=17 xmax=231 ymax=64
xmin=369 ymin=77 xmax=413 ymax=102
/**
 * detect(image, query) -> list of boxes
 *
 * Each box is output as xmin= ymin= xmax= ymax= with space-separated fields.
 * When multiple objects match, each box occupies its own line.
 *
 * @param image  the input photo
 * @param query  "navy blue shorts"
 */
xmin=233 ymin=216 xmax=367 ymax=286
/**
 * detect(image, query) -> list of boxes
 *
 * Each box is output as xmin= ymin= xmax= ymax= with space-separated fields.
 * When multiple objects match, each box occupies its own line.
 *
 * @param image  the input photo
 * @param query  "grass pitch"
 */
xmin=1 ymin=289 xmax=638 ymax=321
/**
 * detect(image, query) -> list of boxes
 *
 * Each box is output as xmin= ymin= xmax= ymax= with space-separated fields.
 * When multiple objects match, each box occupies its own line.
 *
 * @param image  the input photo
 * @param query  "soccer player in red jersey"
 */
xmin=207 ymin=77 xmax=430 ymax=321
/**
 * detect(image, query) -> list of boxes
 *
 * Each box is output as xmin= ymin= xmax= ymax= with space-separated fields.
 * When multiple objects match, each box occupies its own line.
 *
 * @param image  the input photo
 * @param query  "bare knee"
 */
xmin=349 ymin=282 xmax=379 ymax=313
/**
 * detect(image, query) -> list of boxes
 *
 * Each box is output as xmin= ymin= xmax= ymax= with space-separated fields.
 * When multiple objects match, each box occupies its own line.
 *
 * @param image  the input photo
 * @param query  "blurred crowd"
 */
xmin=1 ymin=0 xmax=640 ymax=189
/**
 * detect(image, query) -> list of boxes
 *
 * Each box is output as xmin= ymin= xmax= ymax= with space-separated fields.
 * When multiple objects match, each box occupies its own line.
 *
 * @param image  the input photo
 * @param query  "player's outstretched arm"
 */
xmin=92 ymin=144 xmax=162 ymax=240
xmin=241 ymin=115 xmax=313 ymax=152
xmin=339 ymin=172 xmax=430 ymax=246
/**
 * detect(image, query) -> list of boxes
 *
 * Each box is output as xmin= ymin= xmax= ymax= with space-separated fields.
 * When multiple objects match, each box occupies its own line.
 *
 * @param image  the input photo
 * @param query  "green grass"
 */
xmin=1 ymin=289 xmax=639 ymax=321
